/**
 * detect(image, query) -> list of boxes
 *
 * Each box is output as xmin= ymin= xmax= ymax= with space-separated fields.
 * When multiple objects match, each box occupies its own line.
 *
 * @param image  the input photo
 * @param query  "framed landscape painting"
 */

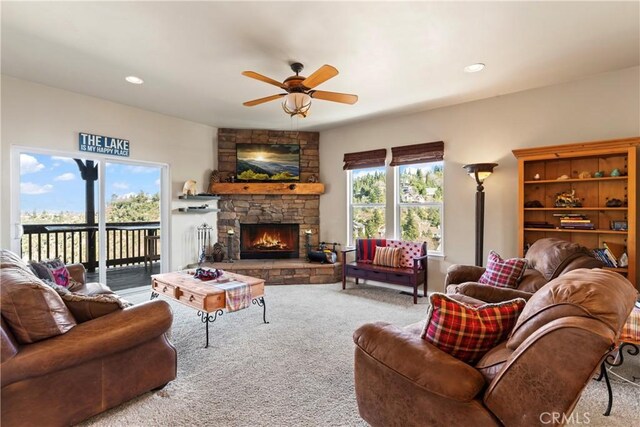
xmin=236 ymin=144 xmax=300 ymax=182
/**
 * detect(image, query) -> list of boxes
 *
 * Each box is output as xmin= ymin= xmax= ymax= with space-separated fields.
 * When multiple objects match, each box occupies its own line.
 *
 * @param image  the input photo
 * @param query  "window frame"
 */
xmin=347 ymin=167 xmax=387 ymax=244
xmin=394 ymin=161 xmax=444 ymax=256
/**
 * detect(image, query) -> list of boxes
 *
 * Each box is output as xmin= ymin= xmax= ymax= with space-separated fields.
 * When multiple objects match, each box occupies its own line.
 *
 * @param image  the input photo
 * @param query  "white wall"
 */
xmin=319 ymin=66 xmax=640 ymax=292
xmin=1 ymin=76 xmax=217 ymax=270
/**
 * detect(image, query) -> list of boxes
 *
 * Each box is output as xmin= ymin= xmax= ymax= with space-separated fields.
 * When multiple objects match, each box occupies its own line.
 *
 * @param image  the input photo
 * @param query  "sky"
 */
xmin=20 ymin=152 xmax=160 ymax=213
xmin=237 ymin=143 xmax=299 ymax=165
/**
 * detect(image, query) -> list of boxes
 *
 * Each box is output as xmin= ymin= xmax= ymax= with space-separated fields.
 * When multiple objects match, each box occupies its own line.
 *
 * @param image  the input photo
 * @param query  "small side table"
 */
xmin=597 ymin=305 xmax=640 ymax=416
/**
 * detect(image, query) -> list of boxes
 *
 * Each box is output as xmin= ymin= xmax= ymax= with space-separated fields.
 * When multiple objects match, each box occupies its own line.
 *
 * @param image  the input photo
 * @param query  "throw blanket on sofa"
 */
xmin=215 ymin=281 xmax=252 ymax=312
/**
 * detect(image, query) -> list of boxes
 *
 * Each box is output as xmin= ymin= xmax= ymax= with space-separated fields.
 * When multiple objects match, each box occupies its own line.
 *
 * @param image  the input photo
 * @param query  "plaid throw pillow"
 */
xmin=372 ymin=246 xmax=402 ymax=268
xmin=478 ymin=251 xmax=527 ymax=289
xmin=422 ymin=293 xmax=526 ymax=364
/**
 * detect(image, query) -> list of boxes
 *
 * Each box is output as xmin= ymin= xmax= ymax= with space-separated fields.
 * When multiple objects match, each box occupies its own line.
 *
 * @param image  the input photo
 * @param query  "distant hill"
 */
xmin=237 ymin=159 xmax=299 ymax=180
xmin=237 ymin=159 xmax=272 ymax=176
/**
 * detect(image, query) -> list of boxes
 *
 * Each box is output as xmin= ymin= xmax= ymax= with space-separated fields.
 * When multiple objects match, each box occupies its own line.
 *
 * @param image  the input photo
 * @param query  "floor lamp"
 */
xmin=463 ymin=163 xmax=498 ymax=266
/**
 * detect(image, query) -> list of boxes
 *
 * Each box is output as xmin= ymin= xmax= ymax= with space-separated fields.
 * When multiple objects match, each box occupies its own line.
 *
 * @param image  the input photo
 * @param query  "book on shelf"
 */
xmin=553 ymin=213 xmax=590 ymax=218
xmin=524 ymin=222 xmax=554 ymax=229
xmin=553 ymin=213 xmax=594 ymax=229
xmin=602 ymin=247 xmax=618 ymax=267
xmin=603 ymin=241 xmax=626 ymax=261
xmin=552 ymin=213 xmax=589 ymax=217
xmin=560 ymin=224 xmax=595 ymax=230
xmin=592 ymin=249 xmax=616 ymax=268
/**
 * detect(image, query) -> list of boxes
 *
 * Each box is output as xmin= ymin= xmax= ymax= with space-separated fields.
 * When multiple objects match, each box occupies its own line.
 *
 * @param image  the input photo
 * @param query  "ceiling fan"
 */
xmin=241 ymin=62 xmax=358 ymax=117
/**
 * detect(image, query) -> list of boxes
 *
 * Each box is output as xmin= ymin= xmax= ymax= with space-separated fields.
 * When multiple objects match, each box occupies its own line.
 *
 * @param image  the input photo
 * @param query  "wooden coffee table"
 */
xmin=150 ymin=270 xmax=268 ymax=348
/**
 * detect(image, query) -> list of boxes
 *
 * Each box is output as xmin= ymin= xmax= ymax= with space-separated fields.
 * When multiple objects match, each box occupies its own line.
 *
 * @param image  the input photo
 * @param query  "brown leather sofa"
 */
xmin=1 ymin=250 xmax=177 ymax=426
xmin=445 ymin=238 xmax=603 ymax=303
xmin=353 ymin=268 xmax=638 ymax=427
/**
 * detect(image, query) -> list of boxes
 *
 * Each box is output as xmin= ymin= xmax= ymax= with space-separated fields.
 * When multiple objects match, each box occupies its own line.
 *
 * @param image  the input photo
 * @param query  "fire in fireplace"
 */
xmin=240 ymin=223 xmax=300 ymax=259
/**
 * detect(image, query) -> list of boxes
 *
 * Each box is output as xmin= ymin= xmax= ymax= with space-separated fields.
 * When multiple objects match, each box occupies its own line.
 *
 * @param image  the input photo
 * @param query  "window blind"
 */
xmin=343 ymin=149 xmax=387 ymax=170
xmin=389 ymin=141 xmax=444 ymax=166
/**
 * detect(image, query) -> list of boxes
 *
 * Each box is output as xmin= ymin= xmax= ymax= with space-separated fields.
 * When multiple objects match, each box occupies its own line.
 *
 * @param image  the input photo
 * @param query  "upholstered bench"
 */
xmin=341 ymin=239 xmax=428 ymax=304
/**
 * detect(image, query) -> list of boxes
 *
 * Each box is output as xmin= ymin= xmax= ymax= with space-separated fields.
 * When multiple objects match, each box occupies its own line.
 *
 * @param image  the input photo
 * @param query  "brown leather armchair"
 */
xmin=1 ymin=250 xmax=177 ymax=426
xmin=353 ymin=268 xmax=638 ymax=427
xmin=445 ymin=238 xmax=603 ymax=303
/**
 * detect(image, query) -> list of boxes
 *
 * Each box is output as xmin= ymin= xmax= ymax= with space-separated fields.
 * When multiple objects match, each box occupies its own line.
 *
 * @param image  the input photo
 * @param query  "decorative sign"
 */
xmin=79 ymin=132 xmax=130 ymax=157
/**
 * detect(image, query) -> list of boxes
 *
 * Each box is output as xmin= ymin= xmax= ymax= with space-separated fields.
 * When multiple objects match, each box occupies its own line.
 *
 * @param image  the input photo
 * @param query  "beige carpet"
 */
xmin=82 ymin=283 xmax=640 ymax=426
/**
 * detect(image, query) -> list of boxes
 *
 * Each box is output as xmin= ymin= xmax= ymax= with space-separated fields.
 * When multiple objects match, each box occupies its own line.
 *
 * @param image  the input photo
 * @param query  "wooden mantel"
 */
xmin=210 ymin=182 xmax=325 ymax=195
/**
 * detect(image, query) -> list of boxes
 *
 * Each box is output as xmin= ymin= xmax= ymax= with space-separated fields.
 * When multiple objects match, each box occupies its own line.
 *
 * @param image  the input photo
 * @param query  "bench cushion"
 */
xmin=346 ymin=261 xmax=416 ymax=275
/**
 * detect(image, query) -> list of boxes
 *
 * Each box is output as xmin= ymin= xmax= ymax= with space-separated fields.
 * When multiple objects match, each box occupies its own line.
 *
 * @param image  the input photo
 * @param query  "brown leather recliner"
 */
xmin=1 ymin=250 xmax=177 ymax=426
xmin=445 ymin=238 xmax=603 ymax=303
xmin=353 ymin=268 xmax=638 ymax=427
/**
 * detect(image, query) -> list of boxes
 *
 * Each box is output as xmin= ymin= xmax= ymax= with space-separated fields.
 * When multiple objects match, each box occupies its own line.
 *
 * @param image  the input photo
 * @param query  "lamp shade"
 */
xmin=463 ymin=163 xmax=498 ymax=184
xmin=282 ymin=93 xmax=312 ymax=117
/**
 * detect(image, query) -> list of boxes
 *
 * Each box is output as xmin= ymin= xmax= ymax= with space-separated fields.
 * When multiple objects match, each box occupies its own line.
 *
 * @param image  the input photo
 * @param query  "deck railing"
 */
xmin=21 ymin=222 xmax=160 ymax=271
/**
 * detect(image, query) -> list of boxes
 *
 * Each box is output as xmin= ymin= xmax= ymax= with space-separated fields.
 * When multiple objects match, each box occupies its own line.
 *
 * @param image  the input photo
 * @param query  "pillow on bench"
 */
xmin=388 ymin=240 xmax=426 ymax=268
xmin=357 ymin=239 xmax=387 ymax=263
xmin=372 ymin=246 xmax=402 ymax=268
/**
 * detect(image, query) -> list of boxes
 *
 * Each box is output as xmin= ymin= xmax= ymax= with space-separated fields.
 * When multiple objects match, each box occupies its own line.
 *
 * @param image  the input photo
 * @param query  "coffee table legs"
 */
xmin=252 ymin=297 xmax=269 ymax=324
xmin=596 ymin=342 xmax=639 ymax=416
xmin=197 ymin=309 xmax=224 ymax=349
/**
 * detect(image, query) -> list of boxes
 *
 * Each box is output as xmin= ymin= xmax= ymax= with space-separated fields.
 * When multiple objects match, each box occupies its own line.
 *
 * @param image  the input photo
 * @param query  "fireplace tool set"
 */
xmin=197 ymin=223 xmax=225 ymax=263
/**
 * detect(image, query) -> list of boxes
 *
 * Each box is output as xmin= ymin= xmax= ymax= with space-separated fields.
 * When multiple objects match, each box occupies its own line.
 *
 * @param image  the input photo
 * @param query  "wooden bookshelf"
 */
xmin=513 ymin=137 xmax=639 ymax=289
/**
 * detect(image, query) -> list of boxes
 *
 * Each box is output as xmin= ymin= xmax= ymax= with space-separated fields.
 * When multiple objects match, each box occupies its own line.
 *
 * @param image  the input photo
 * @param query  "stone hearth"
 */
xmin=202 ymin=259 xmax=341 ymax=285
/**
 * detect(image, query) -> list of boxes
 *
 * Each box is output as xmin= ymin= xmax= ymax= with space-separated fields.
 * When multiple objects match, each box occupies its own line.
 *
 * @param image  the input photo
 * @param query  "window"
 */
xmin=345 ymin=142 xmax=444 ymax=254
xmin=396 ymin=162 xmax=443 ymax=254
xmin=349 ymin=167 xmax=386 ymax=241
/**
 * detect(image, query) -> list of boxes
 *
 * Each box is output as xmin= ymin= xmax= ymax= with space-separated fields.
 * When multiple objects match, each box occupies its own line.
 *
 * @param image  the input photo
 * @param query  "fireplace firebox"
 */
xmin=240 ymin=223 xmax=300 ymax=259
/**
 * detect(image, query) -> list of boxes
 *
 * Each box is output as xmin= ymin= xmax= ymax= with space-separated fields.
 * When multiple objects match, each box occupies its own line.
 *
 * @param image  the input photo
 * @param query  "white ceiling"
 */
xmin=2 ymin=1 xmax=639 ymax=131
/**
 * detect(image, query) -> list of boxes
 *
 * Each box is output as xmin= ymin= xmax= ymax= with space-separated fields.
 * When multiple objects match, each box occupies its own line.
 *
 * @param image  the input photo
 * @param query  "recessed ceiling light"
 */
xmin=125 ymin=76 xmax=144 ymax=85
xmin=464 ymin=63 xmax=485 ymax=73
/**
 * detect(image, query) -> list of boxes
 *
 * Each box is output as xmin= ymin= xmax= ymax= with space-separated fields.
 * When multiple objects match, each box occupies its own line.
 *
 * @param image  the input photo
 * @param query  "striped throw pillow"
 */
xmin=372 ymin=246 xmax=402 ymax=268
xmin=422 ymin=293 xmax=526 ymax=364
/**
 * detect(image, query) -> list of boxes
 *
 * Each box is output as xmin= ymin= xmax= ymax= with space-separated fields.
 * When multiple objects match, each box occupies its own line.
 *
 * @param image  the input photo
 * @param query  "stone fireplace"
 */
xmin=210 ymin=129 xmax=340 ymax=285
xmin=216 ymin=129 xmax=320 ymax=260
xmin=240 ymin=223 xmax=300 ymax=259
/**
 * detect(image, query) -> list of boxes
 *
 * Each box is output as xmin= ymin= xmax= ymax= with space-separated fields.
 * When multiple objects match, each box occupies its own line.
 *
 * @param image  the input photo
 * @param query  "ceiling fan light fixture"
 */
xmin=282 ymin=93 xmax=312 ymax=118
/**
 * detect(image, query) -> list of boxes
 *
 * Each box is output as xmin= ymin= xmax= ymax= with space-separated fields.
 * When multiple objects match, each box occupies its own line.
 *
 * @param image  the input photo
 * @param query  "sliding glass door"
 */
xmin=12 ymin=147 xmax=168 ymax=290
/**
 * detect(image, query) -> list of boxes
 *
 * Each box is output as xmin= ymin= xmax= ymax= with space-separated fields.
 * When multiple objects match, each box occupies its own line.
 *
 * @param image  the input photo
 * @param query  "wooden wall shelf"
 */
xmin=209 ymin=182 xmax=325 ymax=195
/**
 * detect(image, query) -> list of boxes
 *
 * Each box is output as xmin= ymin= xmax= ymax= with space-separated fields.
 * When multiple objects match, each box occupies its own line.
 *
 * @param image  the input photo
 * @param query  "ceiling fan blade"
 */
xmin=301 ymin=64 xmax=338 ymax=89
xmin=243 ymin=93 xmax=286 ymax=107
xmin=310 ymin=90 xmax=358 ymax=105
xmin=241 ymin=71 xmax=286 ymax=89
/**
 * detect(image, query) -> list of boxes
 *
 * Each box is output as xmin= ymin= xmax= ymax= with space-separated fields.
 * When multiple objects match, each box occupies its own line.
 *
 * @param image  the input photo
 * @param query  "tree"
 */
xmin=403 ymin=209 xmax=419 ymax=241
xmin=364 ymin=208 xmax=384 ymax=238
xmin=106 ymin=191 xmax=160 ymax=222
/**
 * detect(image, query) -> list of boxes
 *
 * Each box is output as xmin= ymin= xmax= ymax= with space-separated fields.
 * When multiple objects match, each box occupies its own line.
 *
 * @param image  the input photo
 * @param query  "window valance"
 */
xmin=343 ymin=149 xmax=387 ymax=170
xmin=389 ymin=141 xmax=444 ymax=166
